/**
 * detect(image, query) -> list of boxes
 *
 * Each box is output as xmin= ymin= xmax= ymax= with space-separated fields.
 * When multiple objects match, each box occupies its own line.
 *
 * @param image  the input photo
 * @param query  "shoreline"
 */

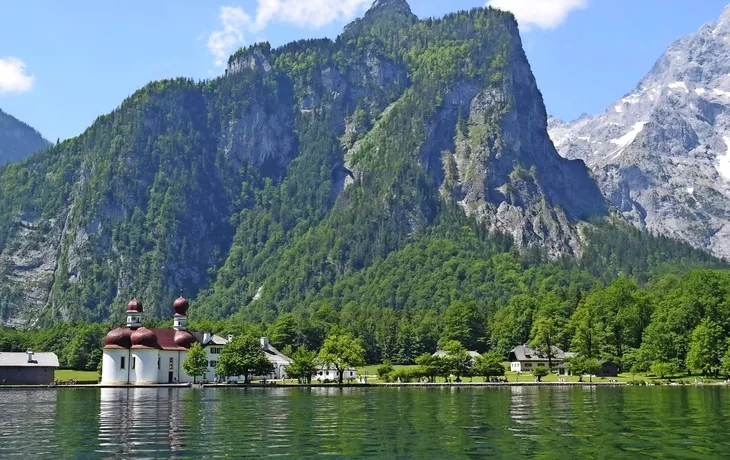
xmin=2 ymin=381 xmax=728 ymax=390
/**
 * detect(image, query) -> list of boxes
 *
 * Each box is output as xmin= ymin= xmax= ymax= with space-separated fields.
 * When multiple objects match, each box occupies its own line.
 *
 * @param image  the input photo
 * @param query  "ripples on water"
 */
xmin=0 ymin=386 xmax=728 ymax=459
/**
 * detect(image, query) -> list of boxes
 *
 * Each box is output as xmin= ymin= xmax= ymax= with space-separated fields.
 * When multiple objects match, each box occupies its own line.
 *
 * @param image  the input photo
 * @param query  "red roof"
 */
xmin=105 ymin=328 xmax=198 ymax=351
xmin=173 ymin=297 xmax=189 ymax=316
xmin=104 ymin=327 xmax=132 ymax=348
xmin=126 ymin=298 xmax=143 ymax=313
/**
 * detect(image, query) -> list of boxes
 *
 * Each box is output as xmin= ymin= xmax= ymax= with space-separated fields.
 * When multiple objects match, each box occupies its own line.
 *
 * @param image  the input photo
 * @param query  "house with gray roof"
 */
xmin=0 ymin=350 xmax=59 ymax=385
xmin=507 ymin=345 xmax=573 ymax=373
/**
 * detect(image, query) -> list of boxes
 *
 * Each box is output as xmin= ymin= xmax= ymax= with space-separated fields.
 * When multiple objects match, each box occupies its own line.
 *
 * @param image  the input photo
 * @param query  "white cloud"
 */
xmin=208 ymin=7 xmax=252 ymax=67
xmin=487 ymin=0 xmax=587 ymax=29
xmin=0 ymin=57 xmax=35 ymax=94
xmin=207 ymin=0 xmax=371 ymax=67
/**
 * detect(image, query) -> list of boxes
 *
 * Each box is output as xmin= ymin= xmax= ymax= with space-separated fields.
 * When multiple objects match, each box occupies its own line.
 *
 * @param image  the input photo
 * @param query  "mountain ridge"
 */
xmin=549 ymin=5 xmax=730 ymax=260
xmin=0 ymin=108 xmax=50 ymax=165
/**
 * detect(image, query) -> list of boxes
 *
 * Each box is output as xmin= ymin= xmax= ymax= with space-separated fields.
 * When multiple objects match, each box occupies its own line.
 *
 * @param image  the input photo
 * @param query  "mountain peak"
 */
xmin=365 ymin=0 xmax=413 ymax=17
xmin=712 ymin=4 xmax=730 ymax=34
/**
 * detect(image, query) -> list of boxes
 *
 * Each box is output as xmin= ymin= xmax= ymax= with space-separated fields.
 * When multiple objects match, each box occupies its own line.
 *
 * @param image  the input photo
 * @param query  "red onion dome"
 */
xmin=126 ymin=298 xmax=143 ymax=313
xmin=104 ymin=328 xmax=132 ymax=348
xmin=173 ymin=296 xmax=189 ymax=316
xmin=174 ymin=330 xmax=196 ymax=349
xmin=131 ymin=327 xmax=158 ymax=348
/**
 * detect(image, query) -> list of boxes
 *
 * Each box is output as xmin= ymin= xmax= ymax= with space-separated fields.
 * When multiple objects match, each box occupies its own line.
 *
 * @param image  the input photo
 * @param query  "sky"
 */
xmin=0 ymin=0 xmax=728 ymax=141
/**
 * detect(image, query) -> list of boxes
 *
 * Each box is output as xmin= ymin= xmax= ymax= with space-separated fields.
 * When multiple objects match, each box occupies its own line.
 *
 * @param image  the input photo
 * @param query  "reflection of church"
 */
xmin=101 ymin=297 xmax=223 ymax=384
xmin=98 ymin=388 xmax=187 ymax=456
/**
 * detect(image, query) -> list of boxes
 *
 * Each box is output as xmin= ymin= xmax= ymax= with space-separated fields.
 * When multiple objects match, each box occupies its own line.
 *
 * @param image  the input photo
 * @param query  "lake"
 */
xmin=0 ymin=386 xmax=728 ymax=458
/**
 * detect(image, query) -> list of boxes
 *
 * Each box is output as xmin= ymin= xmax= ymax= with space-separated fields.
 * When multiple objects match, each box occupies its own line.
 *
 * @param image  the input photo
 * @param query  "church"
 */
xmin=101 ymin=296 xmax=225 ymax=384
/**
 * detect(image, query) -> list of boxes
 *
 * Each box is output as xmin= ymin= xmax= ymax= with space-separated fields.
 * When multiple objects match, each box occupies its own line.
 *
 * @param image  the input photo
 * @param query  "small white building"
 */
xmin=258 ymin=337 xmax=292 ymax=379
xmin=432 ymin=350 xmax=481 ymax=362
xmin=314 ymin=366 xmax=357 ymax=381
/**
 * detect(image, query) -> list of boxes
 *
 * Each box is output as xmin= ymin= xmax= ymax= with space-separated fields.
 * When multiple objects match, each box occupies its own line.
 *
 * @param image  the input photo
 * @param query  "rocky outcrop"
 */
xmin=549 ymin=5 xmax=730 ymax=259
xmin=441 ymin=26 xmax=608 ymax=258
xmin=222 ymin=104 xmax=297 ymax=171
xmin=0 ymin=214 xmax=66 ymax=326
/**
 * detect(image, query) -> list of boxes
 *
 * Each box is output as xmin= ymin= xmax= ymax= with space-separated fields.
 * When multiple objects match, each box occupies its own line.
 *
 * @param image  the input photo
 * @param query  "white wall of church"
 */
xmin=130 ymin=350 xmax=158 ymax=384
xmin=101 ymin=349 xmax=130 ymax=384
xmin=158 ymin=351 xmax=180 ymax=383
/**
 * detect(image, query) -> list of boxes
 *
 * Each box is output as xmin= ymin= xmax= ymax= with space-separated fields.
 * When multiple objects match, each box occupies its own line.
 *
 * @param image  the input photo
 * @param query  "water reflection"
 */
xmin=0 ymin=387 xmax=729 ymax=458
xmin=0 ymin=390 xmax=57 ymax=458
xmin=98 ymin=388 xmax=193 ymax=458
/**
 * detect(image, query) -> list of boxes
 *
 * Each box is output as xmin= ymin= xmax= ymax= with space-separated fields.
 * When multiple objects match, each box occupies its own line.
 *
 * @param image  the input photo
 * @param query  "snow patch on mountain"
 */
xmin=606 ymin=122 xmax=647 ymax=161
xmin=668 ymin=81 xmax=688 ymax=92
xmin=719 ymin=136 xmax=730 ymax=182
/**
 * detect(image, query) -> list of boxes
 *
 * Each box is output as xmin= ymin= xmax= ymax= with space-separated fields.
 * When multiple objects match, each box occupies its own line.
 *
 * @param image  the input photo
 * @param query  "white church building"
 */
xmin=101 ymin=297 xmax=227 ymax=384
xmin=101 ymin=296 xmax=303 ymax=384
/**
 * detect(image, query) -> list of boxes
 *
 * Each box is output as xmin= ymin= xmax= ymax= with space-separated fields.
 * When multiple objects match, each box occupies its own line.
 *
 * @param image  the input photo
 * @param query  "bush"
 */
xmin=532 ymin=366 xmax=549 ymax=382
xmin=377 ymin=361 xmax=395 ymax=380
xmin=391 ymin=368 xmax=422 ymax=383
xmin=650 ymin=361 xmax=680 ymax=379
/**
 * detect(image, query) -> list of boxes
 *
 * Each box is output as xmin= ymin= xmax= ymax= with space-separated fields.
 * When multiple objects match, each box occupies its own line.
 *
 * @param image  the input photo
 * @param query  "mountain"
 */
xmin=0 ymin=0 xmax=718 ymax=328
xmin=549 ymin=5 xmax=730 ymax=260
xmin=0 ymin=108 xmax=50 ymax=165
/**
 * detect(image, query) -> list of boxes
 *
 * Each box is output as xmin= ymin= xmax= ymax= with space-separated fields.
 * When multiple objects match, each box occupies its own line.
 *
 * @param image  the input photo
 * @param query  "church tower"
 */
xmin=126 ymin=299 xmax=143 ymax=329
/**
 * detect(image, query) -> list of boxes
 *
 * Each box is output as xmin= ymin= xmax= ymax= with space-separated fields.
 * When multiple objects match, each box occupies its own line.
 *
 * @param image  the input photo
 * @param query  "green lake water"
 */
xmin=0 ymin=386 xmax=728 ymax=458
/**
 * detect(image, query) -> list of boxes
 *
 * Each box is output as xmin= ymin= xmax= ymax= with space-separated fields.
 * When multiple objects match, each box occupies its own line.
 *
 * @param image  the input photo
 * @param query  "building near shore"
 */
xmin=101 ymin=297 xmax=223 ymax=384
xmin=433 ymin=349 xmax=481 ymax=362
xmin=508 ymin=345 xmax=572 ymax=372
xmin=101 ymin=297 xmax=365 ymax=384
xmin=509 ymin=345 xmax=619 ymax=377
xmin=258 ymin=337 xmax=292 ymax=379
xmin=0 ymin=350 xmax=59 ymax=385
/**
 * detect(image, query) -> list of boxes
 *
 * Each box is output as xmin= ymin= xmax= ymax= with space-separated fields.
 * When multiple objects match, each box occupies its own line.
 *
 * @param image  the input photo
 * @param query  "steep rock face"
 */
xmin=0 ymin=108 xmax=50 ymax=165
xmin=549 ymin=5 xmax=730 ymax=259
xmin=441 ymin=25 xmax=607 ymax=257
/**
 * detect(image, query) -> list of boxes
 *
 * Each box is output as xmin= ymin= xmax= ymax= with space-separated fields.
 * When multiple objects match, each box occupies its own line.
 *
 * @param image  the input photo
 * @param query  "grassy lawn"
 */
xmin=55 ymin=369 xmax=99 ymax=382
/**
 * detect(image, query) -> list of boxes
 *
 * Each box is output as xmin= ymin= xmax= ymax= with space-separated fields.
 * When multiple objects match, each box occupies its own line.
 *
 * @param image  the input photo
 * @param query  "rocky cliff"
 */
xmin=549 ymin=5 xmax=730 ymax=260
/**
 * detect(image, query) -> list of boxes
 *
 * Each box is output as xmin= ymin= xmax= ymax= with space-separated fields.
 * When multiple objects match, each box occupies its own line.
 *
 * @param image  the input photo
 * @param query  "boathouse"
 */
xmin=0 ymin=350 xmax=59 ymax=385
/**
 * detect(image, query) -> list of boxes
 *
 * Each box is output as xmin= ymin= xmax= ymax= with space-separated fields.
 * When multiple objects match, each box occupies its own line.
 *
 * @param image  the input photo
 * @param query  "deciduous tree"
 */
xmin=216 ymin=334 xmax=273 ymax=383
xmin=285 ymin=347 xmax=318 ymax=383
xmin=685 ymin=318 xmax=724 ymax=376
xmin=474 ymin=352 xmax=505 ymax=381
xmin=183 ymin=342 xmax=209 ymax=383
xmin=318 ymin=331 xmax=365 ymax=384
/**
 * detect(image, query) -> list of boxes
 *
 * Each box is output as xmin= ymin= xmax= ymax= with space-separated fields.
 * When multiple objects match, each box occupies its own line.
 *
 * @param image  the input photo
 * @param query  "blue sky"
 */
xmin=0 ymin=0 xmax=728 ymax=141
